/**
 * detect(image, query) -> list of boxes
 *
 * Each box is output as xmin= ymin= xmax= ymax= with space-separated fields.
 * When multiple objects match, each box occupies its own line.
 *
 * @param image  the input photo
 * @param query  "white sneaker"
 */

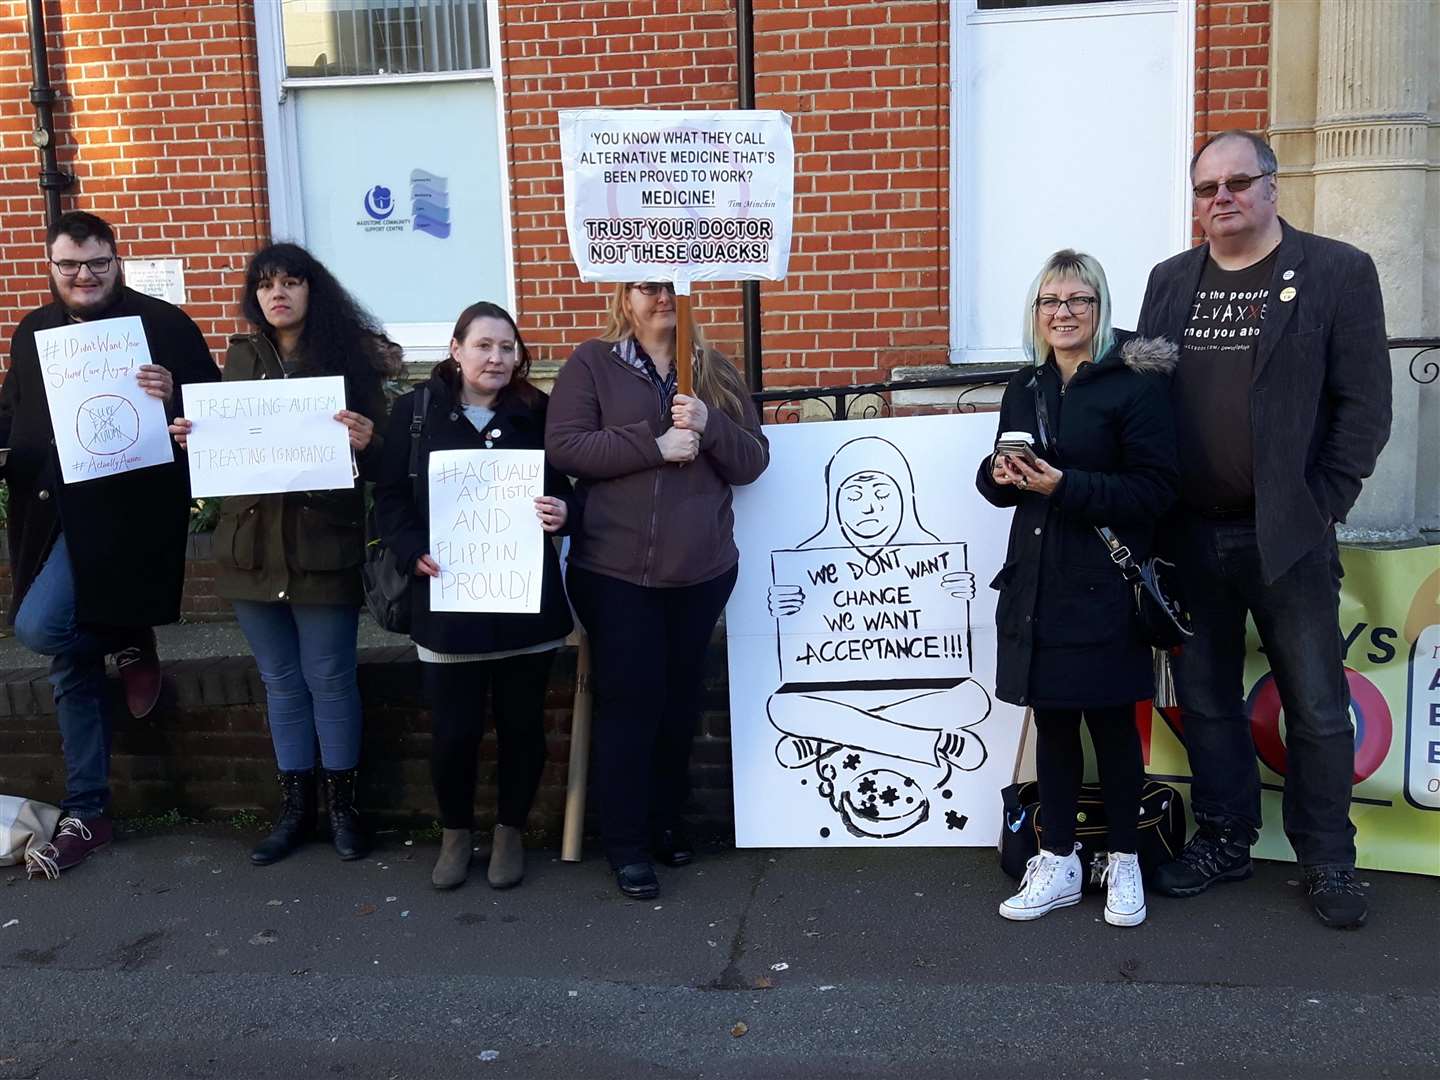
xmin=999 ymin=845 xmax=1083 ymax=921
xmin=1102 ymin=851 xmax=1147 ymax=927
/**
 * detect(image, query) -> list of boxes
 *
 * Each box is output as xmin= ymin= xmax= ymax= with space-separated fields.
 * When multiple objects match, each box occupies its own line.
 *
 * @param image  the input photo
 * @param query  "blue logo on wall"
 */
xmin=410 ymin=169 xmax=451 ymax=239
xmin=363 ymin=185 xmax=394 ymax=221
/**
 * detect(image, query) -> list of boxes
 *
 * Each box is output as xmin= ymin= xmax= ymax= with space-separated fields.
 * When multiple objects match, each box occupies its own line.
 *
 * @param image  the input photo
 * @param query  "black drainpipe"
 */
xmin=27 ymin=0 xmax=72 ymax=226
xmin=736 ymin=0 xmax=763 ymax=393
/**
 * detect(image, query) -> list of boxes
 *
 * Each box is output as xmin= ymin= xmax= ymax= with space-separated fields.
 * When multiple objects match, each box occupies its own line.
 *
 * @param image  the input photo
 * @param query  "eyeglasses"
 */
xmin=1035 ymin=295 xmax=1097 ymax=316
xmin=629 ymin=282 xmax=675 ymax=297
xmin=1192 ymin=172 xmax=1274 ymax=199
xmin=49 ymin=257 xmax=116 ymax=277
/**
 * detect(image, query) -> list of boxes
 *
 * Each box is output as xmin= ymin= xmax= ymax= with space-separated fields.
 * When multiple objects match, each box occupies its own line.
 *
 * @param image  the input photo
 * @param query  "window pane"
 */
xmin=282 ymin=0 xmax=489 ymax=78
xmin=976 ymin=1 xmax=1111 ymax=8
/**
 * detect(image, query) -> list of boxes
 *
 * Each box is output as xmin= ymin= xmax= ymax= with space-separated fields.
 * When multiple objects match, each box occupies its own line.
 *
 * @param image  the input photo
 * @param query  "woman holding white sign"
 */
xmin=547 ymin=282 xmax=770 ymax=900
xmin=374 ymin=301 xmax=576 ymax=891
xmin=169 ymin=243 xmax=398 ymax=866
xmin=977 ymin=250 xmax=1178 ymax=928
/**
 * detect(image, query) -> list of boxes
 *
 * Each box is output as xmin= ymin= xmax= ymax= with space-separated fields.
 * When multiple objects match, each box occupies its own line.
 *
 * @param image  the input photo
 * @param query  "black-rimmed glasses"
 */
xmin=629 ymin=282 xmax=675 ymax=297
xmin=1192 ymin=172 xmax=1274 ymax=199
xmin=49 ymin=257 xmax=116 ymax=277
xmin=1035 ymin=295 xmax=1097 ymax=316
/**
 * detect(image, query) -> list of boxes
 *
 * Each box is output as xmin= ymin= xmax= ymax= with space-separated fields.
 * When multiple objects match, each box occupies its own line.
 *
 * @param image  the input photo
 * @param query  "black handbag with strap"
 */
xmin=1000 ymin=778 xmax=1187 ymax=890
xmin=361 ymin=385 xmax=429 ymax=634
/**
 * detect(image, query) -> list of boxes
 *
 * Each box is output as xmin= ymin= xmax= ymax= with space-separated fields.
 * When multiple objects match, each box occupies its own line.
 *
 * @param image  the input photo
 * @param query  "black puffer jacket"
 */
xmin=976 ymin=332 xmax=1179 ymax=709
xmin=373 ymin=376 xmax=576 ymax=655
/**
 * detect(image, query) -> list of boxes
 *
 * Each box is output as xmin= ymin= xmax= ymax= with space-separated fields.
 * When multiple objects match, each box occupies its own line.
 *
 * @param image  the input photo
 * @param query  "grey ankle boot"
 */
xmin=487 ymin=824 xmax=524 ymax=889
xmin=432 ymin=828 xmax=472 ymax=890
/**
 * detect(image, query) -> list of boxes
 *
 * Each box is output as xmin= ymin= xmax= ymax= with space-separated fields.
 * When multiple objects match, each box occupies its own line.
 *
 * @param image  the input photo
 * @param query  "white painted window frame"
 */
xmin=947 ymin=0 xmax=1196 ymax=365
xmin=252 ymin=0 xmax=516 ymax=359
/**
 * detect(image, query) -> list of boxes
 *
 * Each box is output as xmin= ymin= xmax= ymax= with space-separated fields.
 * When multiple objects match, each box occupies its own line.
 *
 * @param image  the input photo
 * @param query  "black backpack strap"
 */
xmin=407 ymin=386 xmax=430 ymax=498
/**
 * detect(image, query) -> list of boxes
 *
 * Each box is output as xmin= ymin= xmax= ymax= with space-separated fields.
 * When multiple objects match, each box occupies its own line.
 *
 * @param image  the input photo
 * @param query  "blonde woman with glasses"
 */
xmin=546 ymin=282 xmax=769 ymax=900
xmin=976 ymin=250 xmax=1179 ymax=928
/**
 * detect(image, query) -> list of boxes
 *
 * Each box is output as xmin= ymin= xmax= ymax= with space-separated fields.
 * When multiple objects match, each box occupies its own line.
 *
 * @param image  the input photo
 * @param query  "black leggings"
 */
xmin=422 ymin=650 xmax=554 ymax=831
xmin=565 ymin=563 xmax=737 ymax=869
xmin=1034 ymin=705 xmax=1144 ymax=855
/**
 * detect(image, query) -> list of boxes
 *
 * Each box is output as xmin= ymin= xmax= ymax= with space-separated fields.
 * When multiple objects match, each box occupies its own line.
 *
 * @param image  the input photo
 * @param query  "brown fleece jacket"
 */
xmin=545 ymin=337 xmax=770 ymax=588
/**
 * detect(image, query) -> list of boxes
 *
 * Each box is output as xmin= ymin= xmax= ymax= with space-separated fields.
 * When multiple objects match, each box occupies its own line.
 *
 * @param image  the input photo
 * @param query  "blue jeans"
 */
xmin=1169 ymin=516 xmax=1356 ymax=869
xmin=13 ymin=534 xmax=130 ymax=819
xmin=231 ymin=601 xmax=363 ymax=772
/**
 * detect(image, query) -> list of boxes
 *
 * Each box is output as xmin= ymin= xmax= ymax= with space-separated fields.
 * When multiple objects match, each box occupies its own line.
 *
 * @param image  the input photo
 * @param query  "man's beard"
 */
xmin=48 ymin=265 xmax=125 ymax=319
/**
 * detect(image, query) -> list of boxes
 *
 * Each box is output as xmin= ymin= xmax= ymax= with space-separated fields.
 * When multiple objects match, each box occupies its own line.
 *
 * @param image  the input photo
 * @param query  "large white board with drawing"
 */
xmin=726 ymin=414 xmax=1022 ymax=847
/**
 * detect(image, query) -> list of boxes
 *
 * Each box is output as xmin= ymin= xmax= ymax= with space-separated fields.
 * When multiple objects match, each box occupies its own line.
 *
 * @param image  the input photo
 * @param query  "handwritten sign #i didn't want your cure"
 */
xmin=428 ymin=449 xmax=544 ymax=614
xmin=182 ymin=376 xmax=353 ymax=498
xmin=35 ymin=315 xmax=174 ymax=484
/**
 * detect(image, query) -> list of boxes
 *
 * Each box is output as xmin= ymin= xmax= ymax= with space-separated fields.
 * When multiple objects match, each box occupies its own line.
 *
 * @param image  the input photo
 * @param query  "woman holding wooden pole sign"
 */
xmin=547 ymin=283 xmax=769 ymax=900
xmin=169 ymin=244 xmax=398 ymax=866
xmin=374 ymin=302 xmax=576 ymax=891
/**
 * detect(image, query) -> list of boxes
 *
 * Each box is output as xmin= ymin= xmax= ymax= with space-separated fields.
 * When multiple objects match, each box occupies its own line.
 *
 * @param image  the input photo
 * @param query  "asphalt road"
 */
xmin=0 ymin=831 xmax=1435 ymax=1079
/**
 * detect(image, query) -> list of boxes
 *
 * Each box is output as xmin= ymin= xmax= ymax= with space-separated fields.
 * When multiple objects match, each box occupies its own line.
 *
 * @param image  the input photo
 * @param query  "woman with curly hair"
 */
xmin=170 ymin=243 xmax=400 ymax=865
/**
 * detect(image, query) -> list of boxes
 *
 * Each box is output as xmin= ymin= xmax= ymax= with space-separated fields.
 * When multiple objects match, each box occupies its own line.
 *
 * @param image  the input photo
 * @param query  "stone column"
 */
xmin=1311 ymin=0 xmax=1434 ymax=542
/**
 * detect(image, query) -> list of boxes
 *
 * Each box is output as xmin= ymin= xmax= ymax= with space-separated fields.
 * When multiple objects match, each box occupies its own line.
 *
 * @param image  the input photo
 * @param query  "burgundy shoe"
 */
xmin=114 ymin=629 xmax=161 ymax=719
xmin=28 ymin=815 xmax=114 ymax=877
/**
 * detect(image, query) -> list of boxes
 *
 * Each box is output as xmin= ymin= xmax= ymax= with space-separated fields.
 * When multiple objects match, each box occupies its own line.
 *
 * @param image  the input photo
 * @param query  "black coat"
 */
xmin=373 ymin=377 xmax=576 ymax=655
xmin=0 ymin=288 xmax=220 ymax=627
xmin=1136 ymin=219 xmax=1391 ymax=584
xmin=976 ymin=332 xmax=1179 ymax=709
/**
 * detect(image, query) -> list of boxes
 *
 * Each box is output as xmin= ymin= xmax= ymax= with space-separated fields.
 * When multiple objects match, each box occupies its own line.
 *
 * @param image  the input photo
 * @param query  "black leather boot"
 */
xmin=323 ymin=767 xmax=370 ymax=861
xmin=250 ymin=769 xmax=316 ymax=866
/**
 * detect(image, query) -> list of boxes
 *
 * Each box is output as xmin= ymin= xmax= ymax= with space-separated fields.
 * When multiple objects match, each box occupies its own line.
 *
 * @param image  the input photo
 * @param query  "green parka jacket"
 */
xmin=210 ymin=333 xmax=388 ymax=606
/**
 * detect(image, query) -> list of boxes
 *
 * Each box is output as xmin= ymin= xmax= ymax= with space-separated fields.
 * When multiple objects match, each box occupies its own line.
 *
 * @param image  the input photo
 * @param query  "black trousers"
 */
xmin=422 ymin=650 xmax=553 ymax=831
xmin=566 ymin=563 xmax=738 ymax=869
xmin=1034 ymin=704 xmax=1144 ymax=855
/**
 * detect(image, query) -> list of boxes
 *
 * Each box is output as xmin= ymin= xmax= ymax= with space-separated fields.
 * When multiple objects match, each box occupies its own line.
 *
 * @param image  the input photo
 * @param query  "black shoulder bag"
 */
xmin=1030 ymin=376 xmax=1192 ymax=650
xmin=362 ymin=386 xmax=429 ymax=634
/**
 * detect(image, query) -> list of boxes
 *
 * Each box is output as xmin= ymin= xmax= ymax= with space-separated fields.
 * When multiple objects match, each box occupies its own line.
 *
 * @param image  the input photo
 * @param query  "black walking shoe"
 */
xmin=323 ymin=768 xmax=371 ymax=861
xmin=1152 ymin=823 xmax=1254 ymax=898
xmin=251 ymin=769 xmax=317 ymax=866
xmin=652 ymin=827 xmax=694 ymax=868
xmin=615 ymin=861 xmax=660 ymax=900
xmin=1305 ymin=867 xmax=1368 ymax=929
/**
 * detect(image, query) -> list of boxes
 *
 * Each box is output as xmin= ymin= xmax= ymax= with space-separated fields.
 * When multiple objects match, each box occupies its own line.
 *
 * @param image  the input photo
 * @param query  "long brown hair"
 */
xmin=431 ymin=301 xmax=540 ymax=407
xmin=601 ymin=284 xmax=748 ymax=421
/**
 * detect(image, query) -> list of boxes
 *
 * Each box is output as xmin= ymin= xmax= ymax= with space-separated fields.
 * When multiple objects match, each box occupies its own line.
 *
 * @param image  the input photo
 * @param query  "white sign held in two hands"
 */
xmin=35 ymin=315 xmax=175 ymax=485
xmin=183 ymin=376 xmax=353 ymax=498
xmin=428 ymin=449 xmax=544 ymax=614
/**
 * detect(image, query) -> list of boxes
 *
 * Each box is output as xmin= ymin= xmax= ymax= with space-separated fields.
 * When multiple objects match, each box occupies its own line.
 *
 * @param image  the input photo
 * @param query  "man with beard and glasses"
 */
xmin=0 ymin=211 xmax=219 ymax=875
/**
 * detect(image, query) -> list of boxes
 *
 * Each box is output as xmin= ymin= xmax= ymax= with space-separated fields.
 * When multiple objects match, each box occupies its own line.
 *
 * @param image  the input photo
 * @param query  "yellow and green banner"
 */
xmin=1142 ymin=544 xmax=1440 ymax=877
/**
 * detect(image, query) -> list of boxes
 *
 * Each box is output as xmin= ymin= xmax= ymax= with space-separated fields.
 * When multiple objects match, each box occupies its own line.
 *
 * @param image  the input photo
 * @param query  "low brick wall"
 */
xmin=0 ymin=642 xmax=738 ymax=842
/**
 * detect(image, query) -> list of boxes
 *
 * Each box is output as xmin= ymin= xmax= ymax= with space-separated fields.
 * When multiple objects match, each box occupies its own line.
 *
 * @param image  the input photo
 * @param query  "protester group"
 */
xmin=0 ymin=130 xmax=1392 ymax=931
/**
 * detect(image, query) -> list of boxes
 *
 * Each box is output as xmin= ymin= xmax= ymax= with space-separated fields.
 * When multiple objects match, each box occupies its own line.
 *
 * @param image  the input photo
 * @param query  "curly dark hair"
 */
xmin=430 ymin=300 xmax=540 ymax=408
xmin=240 ymin=242 xmax=401 ymax=381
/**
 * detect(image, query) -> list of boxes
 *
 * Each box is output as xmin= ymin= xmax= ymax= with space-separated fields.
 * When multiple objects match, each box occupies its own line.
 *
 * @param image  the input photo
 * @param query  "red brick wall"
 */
xmin=0 ymin=0 xmax=269 ymax=368
xmin=1191 ymin=0 xmax=1271 ymax=238
xmin=501 ymin=0 xmax=949 ymax=389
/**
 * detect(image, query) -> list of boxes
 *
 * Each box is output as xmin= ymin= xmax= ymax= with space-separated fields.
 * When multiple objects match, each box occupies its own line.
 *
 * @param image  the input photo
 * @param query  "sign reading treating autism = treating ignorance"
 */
xmin=559 ymin=109 xmax=794 ymax=284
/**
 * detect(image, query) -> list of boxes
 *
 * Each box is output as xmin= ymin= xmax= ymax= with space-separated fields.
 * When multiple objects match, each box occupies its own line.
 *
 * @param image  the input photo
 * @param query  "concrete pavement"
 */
xmin=0 ymin=829 xmax=1435 ymax=1079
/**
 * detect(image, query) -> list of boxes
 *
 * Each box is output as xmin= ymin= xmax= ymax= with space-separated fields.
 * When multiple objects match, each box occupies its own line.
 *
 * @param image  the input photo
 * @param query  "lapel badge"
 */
xmin=1279 ymin=286 xmax=1297 ymax=303
xmin=489 ymin=428 xmax=502 ymax=439
xmin=1282 ymin=269 xmax=1295 ymax=281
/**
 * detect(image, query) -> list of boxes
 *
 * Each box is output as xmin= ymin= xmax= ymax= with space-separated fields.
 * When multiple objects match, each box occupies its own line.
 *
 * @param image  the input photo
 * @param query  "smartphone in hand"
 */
xmin=994 ymin=431 xmax=1039 ymax=468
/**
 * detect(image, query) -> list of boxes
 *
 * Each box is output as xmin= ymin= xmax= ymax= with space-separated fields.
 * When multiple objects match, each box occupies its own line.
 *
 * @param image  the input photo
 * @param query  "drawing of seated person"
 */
xmin=765 ymin=436 xmax=991 ymax=837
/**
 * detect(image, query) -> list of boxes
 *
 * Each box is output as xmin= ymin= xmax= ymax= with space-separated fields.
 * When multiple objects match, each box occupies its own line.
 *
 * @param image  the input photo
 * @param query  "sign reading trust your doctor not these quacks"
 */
xmin=558 ymin=109 xmax=794 ymax=286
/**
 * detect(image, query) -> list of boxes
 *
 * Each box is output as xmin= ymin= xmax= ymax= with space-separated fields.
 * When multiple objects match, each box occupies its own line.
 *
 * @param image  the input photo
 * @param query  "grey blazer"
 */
xmin=1137 ymin=219 xmax=1392 ymax=584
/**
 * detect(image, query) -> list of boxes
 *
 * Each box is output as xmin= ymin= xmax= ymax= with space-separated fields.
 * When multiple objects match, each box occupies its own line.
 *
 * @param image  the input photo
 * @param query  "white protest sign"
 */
xmin=725 ymin=415 xmax=1022 ymax=848
xmin=35 ymin=315 xmax=174 ymax=484
xmin=182 ymin=376 xmax=353 ymax=498
xmin=559 ymin=109 xmax=794 ymax=285
xmin=428 ymin=449 xmax=544 ymax=614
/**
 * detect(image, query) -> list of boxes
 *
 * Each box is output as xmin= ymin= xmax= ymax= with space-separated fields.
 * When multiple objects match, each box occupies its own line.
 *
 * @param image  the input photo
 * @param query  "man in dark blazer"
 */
xmin=1136 ymin=131 xmax=1391 ymax=929
xmin=0 ymin=211 xmax=219 ymax=874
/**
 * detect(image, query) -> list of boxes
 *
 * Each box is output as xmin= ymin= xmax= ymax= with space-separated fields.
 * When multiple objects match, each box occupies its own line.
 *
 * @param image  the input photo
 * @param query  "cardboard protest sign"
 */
xmin=35 ymin=315 xmax=174 ymax=484
xmin=725 ymin=415 xmax=1021 ymax=847
xmin=558 ymin=108 xmax=794 ymax=285
xmin=428 ymin=449 xmax=543 ymax=614
xmin=183 ymin=376 xmax=352 ymax=498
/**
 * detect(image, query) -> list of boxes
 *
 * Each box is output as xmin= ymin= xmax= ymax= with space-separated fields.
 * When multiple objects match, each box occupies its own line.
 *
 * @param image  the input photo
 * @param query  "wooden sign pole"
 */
xmin=560 ymin=629 xmax=593 ymax=862
xmin=675 ymin=287 xmax=694 ymax=397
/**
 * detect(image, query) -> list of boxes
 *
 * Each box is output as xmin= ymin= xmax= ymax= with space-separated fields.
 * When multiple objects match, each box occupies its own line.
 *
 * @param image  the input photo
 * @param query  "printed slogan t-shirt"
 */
xmin=1174 ymin=248 xmax=1278 ymax=513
